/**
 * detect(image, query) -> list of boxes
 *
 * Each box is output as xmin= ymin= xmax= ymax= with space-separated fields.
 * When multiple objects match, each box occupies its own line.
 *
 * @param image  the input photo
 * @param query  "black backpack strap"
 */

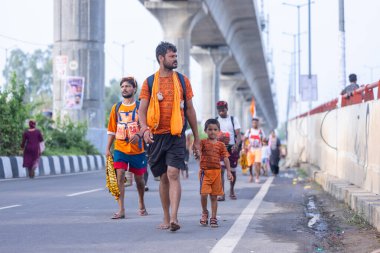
xmin=147 ymin=74 xmax=155 ymax=96
xmin=115 ymin=101 xmax=122 ymax=123
xmin=176 ymin=72 xmax=188 ymax=132
xmin=231 ymin=116 xmax=237 ymax=143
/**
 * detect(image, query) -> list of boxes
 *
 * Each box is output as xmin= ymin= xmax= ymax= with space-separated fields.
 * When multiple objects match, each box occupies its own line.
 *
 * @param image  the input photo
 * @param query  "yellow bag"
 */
xmin=105 ymin=156 xmax=120 ymax=200
xmin=147 ymin=72 xmax=160 ymax=131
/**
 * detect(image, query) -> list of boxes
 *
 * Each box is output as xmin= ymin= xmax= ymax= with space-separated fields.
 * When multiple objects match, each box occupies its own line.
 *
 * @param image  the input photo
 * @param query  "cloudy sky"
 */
xmin=0 ymin=0 xmax=379 ymax=125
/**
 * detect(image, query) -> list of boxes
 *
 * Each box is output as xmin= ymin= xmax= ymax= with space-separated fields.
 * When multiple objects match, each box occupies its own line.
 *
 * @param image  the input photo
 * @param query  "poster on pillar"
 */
xmin=54 ymin=55 xmax=68 ymax=80
xmin=64 ymin=76 xmax=85 ymax=110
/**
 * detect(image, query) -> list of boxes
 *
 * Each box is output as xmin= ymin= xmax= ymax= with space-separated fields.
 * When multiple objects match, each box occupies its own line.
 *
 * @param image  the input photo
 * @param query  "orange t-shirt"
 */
xmin=107 ymin=102 xmax=144 ymax=155
xmin=200 ymin=139 xmax=229 ymax=170
xmin=139 ymin=74 xmax=194 ymax=134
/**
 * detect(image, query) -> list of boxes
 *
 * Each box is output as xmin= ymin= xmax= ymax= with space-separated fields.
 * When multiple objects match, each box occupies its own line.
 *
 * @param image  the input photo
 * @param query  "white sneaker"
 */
xmin=255 ymin=178 xmax=260 ymax=183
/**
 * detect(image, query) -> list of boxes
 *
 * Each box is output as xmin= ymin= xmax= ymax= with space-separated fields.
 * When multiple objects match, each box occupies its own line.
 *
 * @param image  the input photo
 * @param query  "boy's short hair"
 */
xmin=204 ymin=118 xmax=220 ymax=131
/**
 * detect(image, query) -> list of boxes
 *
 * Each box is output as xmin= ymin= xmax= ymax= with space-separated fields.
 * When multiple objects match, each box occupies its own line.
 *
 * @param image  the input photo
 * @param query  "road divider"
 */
xmin=0 ymin=155 xmax=105 ymax=179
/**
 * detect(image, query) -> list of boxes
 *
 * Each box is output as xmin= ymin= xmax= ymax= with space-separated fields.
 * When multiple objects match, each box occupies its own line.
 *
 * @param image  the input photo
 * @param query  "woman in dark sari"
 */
xmin=269 ymin=130 xmax=281 ymax=176
xmin=21 ymin=120 xmax=44 ymax=178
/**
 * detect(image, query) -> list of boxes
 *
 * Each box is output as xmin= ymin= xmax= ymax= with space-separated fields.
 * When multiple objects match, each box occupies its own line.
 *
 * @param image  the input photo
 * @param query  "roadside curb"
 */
xmin=0 ymin=155 xmax=105 ymax=179
xmin=301 ymin=163 xmax=380 ymax=231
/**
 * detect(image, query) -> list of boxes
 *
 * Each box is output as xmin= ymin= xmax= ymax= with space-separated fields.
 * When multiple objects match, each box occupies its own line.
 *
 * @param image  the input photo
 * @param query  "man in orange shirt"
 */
xmin=139 ymin=42 xmax=200 ymax=232
xmin=106 ymin=77 xmax=148 ymax=219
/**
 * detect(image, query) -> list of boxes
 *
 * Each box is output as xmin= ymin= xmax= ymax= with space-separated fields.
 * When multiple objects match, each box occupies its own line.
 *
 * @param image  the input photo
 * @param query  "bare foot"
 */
xmin=156 ymin=223 xmax=170 ymax=230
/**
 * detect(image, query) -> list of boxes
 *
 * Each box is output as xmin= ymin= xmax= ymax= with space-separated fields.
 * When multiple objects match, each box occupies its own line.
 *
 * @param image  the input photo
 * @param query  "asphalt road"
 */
xmin=0 ymin=162 xmax=326 ymax=253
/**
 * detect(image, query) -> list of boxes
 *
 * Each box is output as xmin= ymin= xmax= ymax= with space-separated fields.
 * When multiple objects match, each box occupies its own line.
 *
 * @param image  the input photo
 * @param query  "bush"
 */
xmin=0 ymin=73 xmax=98 ymax=156
xmin=36 ymin=114 xmax=99 ymax=156
xmin=0 ymin=73 xmax=29 ymax=156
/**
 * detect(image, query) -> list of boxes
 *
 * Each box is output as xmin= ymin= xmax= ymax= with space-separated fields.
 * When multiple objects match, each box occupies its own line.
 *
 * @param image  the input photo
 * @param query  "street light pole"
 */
xmin=283 ymin=2 xmax=312 ymax=101
xmin=113 ymin=40 xmax=134 ymax=77
xmin=338 ymin=0 xmax=346 ymax=91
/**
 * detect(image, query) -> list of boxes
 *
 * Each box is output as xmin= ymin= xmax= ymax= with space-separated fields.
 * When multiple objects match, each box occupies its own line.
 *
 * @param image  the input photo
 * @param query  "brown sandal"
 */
xmin=200 ymin=210 xmax=209 ymax=226
xmin=210 ymin=217 xmax=219 ymax=228
xmin=169 ymin=222 xmax=181 ymax=232
xmin=111 ymin=213 xmax=125 ymax=219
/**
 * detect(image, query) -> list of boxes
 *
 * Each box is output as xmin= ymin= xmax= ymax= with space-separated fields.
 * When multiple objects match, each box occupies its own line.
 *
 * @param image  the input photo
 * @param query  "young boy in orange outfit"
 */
xmin=198 ymin=119 xmax=233 ymax=227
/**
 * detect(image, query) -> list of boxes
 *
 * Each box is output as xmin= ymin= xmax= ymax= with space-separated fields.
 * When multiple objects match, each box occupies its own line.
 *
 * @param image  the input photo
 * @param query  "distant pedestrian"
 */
xmin=21 ymin=120 xmax=44 ymax=179
xmin=106 ymin=76 xmax=148 ymax=219
xmin=340 ymin=73 xmax=359 ymax=96
xmin=269 ymin=130 xmax=281 ymax=176
xmin=182 ymin=128 xmax=193 ymax=179
xmin=261 ymin=139 xmax=270 ymax=176
xmin=245 ymin=118 xmax=265 ymax=183
xmin=216 ymin=101 xmax=241 ymax=201
xmin=199 ymin=119 xmax=233 ymax=228
xmin=138 ymin=41 xmax=200 ymax=232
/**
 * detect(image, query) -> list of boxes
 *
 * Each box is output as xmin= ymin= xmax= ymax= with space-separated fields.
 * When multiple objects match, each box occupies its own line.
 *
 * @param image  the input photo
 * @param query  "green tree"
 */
xmin=0 ymin=73 xmax=29 ymax=155
xmin=3 ymin=46 xmax=53 ymax=110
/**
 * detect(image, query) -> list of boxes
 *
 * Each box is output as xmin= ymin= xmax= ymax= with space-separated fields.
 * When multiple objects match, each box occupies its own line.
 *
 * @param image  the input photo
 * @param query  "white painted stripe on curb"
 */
xmin=0 ymin=205 xmax=21 ymax=210
xmin=210 ymin=177 xmax=274 ymax=253
xmin=41 ymin=156 xmax=50 ymax=175
xmin=52 ymin=156 xmax=61 ymax=174
xmin=66 ymin=188 xmax=104 ymax=197
xmin=80 ymin=156 xmax=88 ymax=171
xmin=88 ymin=156 xmax=95 ymax=170
xmin=70 ymin=156 xmax=79 ymax=173
xmin=62 ymin=156 xmax=70 ymax=173
xmin=1 ymin=157 xmax=13 ymax=179
xmin=15 ymin=157 xmax=26 ymax=178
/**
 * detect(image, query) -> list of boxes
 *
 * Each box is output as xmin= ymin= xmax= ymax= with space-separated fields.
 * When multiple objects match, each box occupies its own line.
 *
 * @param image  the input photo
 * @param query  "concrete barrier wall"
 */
xmin=0 ymin=155 xmax=105 ymax=179
xmin=288 ymin=100 xmax=380 ymax=194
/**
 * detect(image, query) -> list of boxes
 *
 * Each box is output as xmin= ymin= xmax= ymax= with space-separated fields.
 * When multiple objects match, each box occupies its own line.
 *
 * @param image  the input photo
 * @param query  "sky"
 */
xmin=0 ymin=0 xmax=379 ymax=125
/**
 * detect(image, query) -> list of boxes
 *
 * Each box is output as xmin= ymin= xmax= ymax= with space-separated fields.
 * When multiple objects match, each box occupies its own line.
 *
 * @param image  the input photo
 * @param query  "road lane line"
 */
xmin=210 ymin=176 xmax=274 ymax=253
xmin=0 ymin=205 xmax=21 ymax=210
xmin=66 ymin=188 xmax=104 ymax=197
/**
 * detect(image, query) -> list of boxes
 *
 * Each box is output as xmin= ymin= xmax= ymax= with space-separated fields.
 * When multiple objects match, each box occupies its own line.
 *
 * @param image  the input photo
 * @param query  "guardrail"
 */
xmin=293 ymin=80 xmax=380 ymax=119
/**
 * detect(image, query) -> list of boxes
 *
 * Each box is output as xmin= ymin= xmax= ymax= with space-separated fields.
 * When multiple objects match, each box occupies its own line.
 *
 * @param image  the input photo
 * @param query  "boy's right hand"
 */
xmin=227 ymin=171 xmax=234 ymax=181
xmin=106 ymin=150 xmax=112 ymax=157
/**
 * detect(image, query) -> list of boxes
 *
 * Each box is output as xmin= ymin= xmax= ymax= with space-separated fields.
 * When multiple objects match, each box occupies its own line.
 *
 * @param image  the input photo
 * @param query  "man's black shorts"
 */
xmin=148 ymin=134 xmax=186 ymax=177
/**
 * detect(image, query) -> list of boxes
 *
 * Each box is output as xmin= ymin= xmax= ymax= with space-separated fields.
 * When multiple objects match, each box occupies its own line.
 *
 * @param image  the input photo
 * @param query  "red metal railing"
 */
xmin=293 ymin=80 xmax=380 ymax=119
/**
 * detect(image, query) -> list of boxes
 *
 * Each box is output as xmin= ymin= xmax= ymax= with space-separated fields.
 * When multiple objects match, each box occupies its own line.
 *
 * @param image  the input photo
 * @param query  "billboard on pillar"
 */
xmin=64 ymin=76 xmax=85 ymax=110
xmin=55 ymin=55 xmax=68 ymax=79
xmin=299 ymin=75 xmax=318 ymax=101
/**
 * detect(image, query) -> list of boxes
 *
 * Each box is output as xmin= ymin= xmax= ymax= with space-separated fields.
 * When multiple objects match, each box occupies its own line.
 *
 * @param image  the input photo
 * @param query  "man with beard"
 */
xmin=139 ymin=42 xmax=200 ymax=232
xmin=106 ymin=77 xmax=148 ymax=219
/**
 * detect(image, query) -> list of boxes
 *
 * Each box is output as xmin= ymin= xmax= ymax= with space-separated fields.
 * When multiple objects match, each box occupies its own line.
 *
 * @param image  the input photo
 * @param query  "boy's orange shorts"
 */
xmin=199 ymin=169 xmax=224 ymax=196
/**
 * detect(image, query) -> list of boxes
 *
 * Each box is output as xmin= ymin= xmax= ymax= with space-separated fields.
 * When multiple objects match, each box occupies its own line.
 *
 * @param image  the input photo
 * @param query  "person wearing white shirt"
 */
xmin=216 ymin=101 xmax=242 ymax=201
xmin=244 ymin=118 xmax=265 ymax=183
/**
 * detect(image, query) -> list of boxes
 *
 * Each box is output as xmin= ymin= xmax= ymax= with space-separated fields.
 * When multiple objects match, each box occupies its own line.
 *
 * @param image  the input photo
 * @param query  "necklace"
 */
xmin=123 ymin=98 xmax=135 ymax=105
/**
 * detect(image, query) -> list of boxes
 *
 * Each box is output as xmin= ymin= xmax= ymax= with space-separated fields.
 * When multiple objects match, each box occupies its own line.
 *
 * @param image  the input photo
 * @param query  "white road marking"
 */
xmin=210 ymin=176 xmax=274 ymax=253
xmin=66 ymin=188 xmax=104 ymax=197
xmin=0 ymin=205 xmax=21 ymax=210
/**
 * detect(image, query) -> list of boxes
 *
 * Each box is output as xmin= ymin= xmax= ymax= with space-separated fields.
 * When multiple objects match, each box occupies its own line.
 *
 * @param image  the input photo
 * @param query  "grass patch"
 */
xmin=298 ymin=168 xmax=308 ymax=178
xmin=346 ymin=210 xmax=369 ymax=228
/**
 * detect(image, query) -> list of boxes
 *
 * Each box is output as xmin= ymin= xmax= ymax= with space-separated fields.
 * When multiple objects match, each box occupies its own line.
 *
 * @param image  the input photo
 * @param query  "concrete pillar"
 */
xmin=220 ymin=74 xmax=244 ymax=117
xmin=191 ymin=46 xmax=230 ymax=120
xmin=144 ymin=1 xmax=204 ymax=77
xmin=53 ymin=0 xmax=106 ymax=152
